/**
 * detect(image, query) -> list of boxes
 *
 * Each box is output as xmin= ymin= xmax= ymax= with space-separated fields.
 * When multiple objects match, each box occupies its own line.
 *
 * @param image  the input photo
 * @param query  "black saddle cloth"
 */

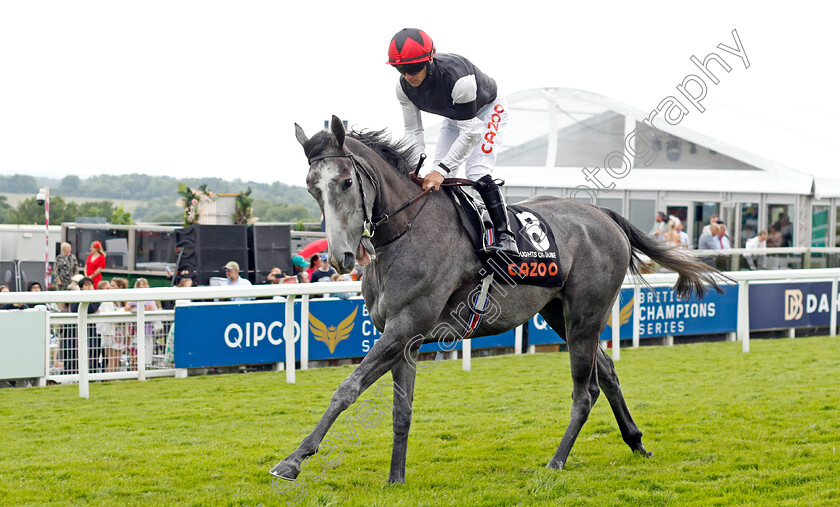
xmin=446 ymin=187 xmax=564 ymax=288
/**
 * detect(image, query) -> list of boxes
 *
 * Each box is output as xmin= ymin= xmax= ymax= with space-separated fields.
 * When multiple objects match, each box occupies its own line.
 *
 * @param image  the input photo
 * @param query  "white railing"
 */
xmin=0 ymin=282 xmax=362 ymax=398
xmin=4 ymin=268 xmax=840 ymax=398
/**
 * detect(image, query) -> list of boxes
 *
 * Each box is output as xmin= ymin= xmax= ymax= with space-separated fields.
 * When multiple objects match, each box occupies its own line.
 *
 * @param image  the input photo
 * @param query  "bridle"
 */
xmin=307 ymin=151 xmax=475 ymax=249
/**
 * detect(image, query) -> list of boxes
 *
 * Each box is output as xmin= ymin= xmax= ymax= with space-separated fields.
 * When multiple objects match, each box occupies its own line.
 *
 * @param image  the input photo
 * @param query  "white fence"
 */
xmin=3 ymin=268 xmax=840 ymax=399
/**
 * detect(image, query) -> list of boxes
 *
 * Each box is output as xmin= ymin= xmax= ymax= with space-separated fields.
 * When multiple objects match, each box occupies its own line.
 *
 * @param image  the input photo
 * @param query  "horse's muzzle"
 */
xmin=338 ymin=252 xmax=356 ymax=274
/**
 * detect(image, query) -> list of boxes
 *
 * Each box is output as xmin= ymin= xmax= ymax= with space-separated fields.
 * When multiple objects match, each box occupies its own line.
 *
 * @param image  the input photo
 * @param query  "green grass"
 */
xmin=2 ymin=337 xmax=839 ymax=506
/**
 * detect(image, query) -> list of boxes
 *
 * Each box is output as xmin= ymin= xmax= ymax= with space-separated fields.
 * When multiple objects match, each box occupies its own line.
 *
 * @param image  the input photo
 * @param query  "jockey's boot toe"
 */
xmin=488 ymin=232 xmax=519 ymax=257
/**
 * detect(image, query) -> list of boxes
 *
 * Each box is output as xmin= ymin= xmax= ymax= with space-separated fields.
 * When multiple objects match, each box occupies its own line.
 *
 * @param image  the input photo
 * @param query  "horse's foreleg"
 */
xmin=595 ymin=347 xmax=651 ymax=457
xmin=270 ymin=319 xmax=418 ymax=480
xmin=387 ymin=346 xmax=419 ymax=484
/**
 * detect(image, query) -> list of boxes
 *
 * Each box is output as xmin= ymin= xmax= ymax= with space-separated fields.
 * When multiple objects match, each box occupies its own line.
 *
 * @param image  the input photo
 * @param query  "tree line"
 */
xmin=0 ymin=173 xmax=319 ymax=224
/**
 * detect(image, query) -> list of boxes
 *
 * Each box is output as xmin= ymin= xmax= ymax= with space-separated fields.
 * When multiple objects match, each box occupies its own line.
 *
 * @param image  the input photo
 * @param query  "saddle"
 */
xmin=445 ymin=186 xmax=564 ymax=288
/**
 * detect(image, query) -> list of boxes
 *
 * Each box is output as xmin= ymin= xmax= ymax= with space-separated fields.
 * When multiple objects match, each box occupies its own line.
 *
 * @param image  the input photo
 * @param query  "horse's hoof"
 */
xmin=269 ymin=460 xmax=300 ymax=480
xmin=633 ymin=443 xmax=653 ymax=458
xmin=546 ymin=459 xmax=565 ymax=470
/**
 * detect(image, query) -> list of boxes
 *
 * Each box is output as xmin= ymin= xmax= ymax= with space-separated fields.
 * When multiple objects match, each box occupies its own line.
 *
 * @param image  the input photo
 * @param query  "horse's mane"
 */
xmin=347 ymin=129 xmax=416 ymax=177
xmin=303 ymin=128 xmax=416 ymax=177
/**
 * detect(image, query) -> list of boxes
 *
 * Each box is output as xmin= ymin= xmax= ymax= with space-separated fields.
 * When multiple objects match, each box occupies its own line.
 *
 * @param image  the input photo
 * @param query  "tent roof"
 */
xmin=423 ymin=87 xmax=818 ymax=196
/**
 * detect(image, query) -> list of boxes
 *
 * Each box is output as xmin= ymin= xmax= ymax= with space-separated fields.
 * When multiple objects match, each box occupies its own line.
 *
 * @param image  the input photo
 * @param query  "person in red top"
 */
xmin=85 ymin=240 xmax=107 ymax=288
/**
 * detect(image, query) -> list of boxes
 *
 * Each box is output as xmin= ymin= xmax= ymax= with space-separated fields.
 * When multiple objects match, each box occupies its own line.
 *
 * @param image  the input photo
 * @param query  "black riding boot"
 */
xmin=476 ymin=175 xmax=519 ymax=257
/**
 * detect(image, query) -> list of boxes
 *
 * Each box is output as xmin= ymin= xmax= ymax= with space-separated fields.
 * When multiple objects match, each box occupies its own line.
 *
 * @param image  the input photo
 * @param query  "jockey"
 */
xmin=387 ymin=28 xmax=519 ymax=257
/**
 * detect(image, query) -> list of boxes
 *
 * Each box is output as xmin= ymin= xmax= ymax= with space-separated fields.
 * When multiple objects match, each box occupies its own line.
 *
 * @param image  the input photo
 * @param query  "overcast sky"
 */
xmin=1 ymin=1 xmax=837 ymax=188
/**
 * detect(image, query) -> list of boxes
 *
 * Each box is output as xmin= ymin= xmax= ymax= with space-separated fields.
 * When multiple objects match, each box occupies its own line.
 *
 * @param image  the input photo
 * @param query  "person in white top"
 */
xmin=223 ymin=261 xmax=252 ymax=301
xmin=744 ymin=230 xmax=768 ymax=270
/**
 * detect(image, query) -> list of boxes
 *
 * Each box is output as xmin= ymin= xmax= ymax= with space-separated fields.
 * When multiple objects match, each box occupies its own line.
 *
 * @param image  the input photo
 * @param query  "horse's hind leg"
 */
xmin=596 ymin=347 xmax=652 ymax=457
xmin=540 ymin=299 xmax=601 ymax=469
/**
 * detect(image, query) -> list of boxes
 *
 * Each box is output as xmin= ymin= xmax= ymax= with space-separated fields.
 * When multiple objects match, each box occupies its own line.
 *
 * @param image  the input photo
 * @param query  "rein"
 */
xmin=308 ymin=151 xmax=475 ymax=249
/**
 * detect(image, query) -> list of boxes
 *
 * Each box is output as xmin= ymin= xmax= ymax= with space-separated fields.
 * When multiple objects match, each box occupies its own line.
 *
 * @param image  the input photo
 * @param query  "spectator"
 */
xmin=54 ymin=242 xmax=79 ymax=290
xmin=716 ymin=224 xmax=731 ymax=250
xmin=69 ymin=277 xmax=102 ymax=373
xmin=97 ymin=280 xmax=125 ymax=372
xmin=697 ymin=223 xmax=720 ymax=250
xmin=222 ymin=261 xmax=252 ymax=301
xmin=745 ymin=230 xmax=768 ymax=270
xmin=42 ymin=285 xmax=62 ymax=313
xmin=305 ymin=254 xmax=320 ymax=280
xmin=663 ymin=216 xmax=682 ymax=247
xmin=172 ymin=267 xmax=197 ymax=287
xmin=0 ymin=284 xmax=26 ymax=310
xmin=675 ymin=221 xmax=690 ymax=249
xmin=126 ymin=278 xmax=160 ymax=369
xmin=177 ymin=278 xmax=194 ymax=288
xmin=649 ymin=211 xmax=667 ymax=242
xmin=766 ymin=225 xmax=783 ymax=247
xmin=291 ymin=255 xmax=310 ymax=283
xmin=779 ymin=215 xmax=793 ymax=247
xmin=85 ymin=241 xmax=107 ymax=289
xmin=28 ymin=281 xmax=42 ymax=292
xmin=310 ymin=254 xmax=337 ymax=283
xmin=701 ymin=214 xmax=720 ymax=236
xmin=330 ymin=273 xmax=352 ymax=299
xmin=265 ymin=267 xmax=286 ymax=284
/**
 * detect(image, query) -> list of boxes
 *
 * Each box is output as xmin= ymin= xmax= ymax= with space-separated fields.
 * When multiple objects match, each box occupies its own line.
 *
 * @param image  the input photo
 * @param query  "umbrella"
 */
xmin=299 ymin=238 xmax=329 ymax=259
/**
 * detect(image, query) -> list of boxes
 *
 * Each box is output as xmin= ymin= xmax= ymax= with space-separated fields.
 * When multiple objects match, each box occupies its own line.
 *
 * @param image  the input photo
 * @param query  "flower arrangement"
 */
xmin=177 ymin=183 xmax=215 ymax=226
xmin=235 ymin=187 xmax=256 ymax=225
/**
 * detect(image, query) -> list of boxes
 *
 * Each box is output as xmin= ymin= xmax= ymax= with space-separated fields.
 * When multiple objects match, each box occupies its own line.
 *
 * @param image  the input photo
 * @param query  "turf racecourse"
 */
xmin=2 ymin=337 xmax=839 ymax=506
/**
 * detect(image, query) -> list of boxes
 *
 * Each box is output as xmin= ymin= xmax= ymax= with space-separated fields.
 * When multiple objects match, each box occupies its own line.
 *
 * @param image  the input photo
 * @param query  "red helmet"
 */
xmin=387 ymin=28 xmax=435 ymax=65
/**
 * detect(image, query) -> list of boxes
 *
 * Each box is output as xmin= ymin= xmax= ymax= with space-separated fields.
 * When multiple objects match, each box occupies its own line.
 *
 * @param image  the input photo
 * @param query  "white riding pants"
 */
xmin=434 ymin=97 xmax=509 ymax=182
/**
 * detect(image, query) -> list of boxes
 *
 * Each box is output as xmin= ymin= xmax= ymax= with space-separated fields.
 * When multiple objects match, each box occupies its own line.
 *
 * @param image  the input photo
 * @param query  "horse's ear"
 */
xmin=294 ymin=123 xmax=309 ymax=148
xmin=330 ymin=115 xmax=345 ymax=149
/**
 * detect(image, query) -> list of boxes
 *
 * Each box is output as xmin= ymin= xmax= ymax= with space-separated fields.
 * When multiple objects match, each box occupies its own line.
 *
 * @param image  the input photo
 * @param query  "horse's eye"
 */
xmin=342 ymin=178 xmax=353 ymax=190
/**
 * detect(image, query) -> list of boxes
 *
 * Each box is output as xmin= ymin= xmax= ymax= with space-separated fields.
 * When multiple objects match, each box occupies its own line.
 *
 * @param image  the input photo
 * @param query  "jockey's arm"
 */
xmin=436 ymin=74 xmax=482 ymax=177
xmin=397 ymin=83 xmax=424 ymax=165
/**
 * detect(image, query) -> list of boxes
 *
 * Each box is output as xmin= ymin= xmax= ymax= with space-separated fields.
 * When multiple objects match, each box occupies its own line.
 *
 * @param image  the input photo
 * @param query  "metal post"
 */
xmin=611 ymin=298 xmax=620 ymax=361
xmin=39 ymin=310 xmax=49 ymax=387
xmin=174 ymin=299 xmax=189 ymax=378
xmin=632 ymin=285 xmax=641 ymax=348
xmin=285 ymin=294 xmax=296 ymax=384
xmin=137 ymin=304 xmax=146 ymax=381
xmin=78 ymin=302 xmax=90 ymax=399
xmin=514 ymin=325 xmax=523 ymax=354
xmin=831 ymin=278 xmax=838 ymax=337
xmin=738 ymin=280 xmax=750 ymax=353
xmin=301 ymin=295 xmax=309 ymax=370
xmin=43 ymin=187 xmax=50 ymax=288
xmin=462 ymin=338 xmax=471 ymax=372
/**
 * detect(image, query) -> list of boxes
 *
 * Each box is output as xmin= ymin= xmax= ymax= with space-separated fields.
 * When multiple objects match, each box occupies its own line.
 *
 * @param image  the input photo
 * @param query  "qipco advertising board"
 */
xmin=174 ymin=298 xmax=514 ymax=368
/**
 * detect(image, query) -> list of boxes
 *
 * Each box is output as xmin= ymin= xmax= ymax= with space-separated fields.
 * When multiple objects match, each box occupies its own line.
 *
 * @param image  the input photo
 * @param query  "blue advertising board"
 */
xmin=633 ymin=285 xmax=738 ymax=337
xmin=749 ymin=281 xmax=837 ymax=330
xmin=174 ymin=301 xmax=301 ymax=368
xmin=175 ymin=297 xmax=515 ymax=368
xmin=527 ymin=285 xmax=738 ymax=344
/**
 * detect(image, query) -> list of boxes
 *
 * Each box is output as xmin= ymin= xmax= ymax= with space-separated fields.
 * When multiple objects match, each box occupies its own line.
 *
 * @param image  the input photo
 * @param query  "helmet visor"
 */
xmin=394 ymin=62 xmax=426 ymax=76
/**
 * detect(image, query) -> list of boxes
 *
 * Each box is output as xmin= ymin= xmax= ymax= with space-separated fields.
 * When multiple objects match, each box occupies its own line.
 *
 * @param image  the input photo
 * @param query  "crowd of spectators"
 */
xmin=649 ymin=211 xmax=776 ymax=270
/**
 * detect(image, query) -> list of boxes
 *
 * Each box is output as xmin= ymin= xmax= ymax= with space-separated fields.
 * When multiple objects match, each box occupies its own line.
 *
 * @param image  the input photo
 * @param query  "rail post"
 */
xmin=285 ymin=294 xmax=296 ymax=384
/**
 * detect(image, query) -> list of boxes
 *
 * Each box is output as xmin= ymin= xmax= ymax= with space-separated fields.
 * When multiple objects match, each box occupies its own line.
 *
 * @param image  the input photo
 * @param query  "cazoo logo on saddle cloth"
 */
xmin=497 ymin=207 xmax=563 ymax=288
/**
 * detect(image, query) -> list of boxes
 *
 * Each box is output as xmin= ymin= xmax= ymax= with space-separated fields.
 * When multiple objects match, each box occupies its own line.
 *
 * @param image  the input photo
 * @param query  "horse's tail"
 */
xmin=600 ymin=207 xmax=726 ymax=299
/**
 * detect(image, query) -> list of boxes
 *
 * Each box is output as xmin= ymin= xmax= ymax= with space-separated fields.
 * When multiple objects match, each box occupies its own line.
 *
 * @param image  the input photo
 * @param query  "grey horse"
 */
xmin=272 ymin=116 xmax=723 ymax=484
